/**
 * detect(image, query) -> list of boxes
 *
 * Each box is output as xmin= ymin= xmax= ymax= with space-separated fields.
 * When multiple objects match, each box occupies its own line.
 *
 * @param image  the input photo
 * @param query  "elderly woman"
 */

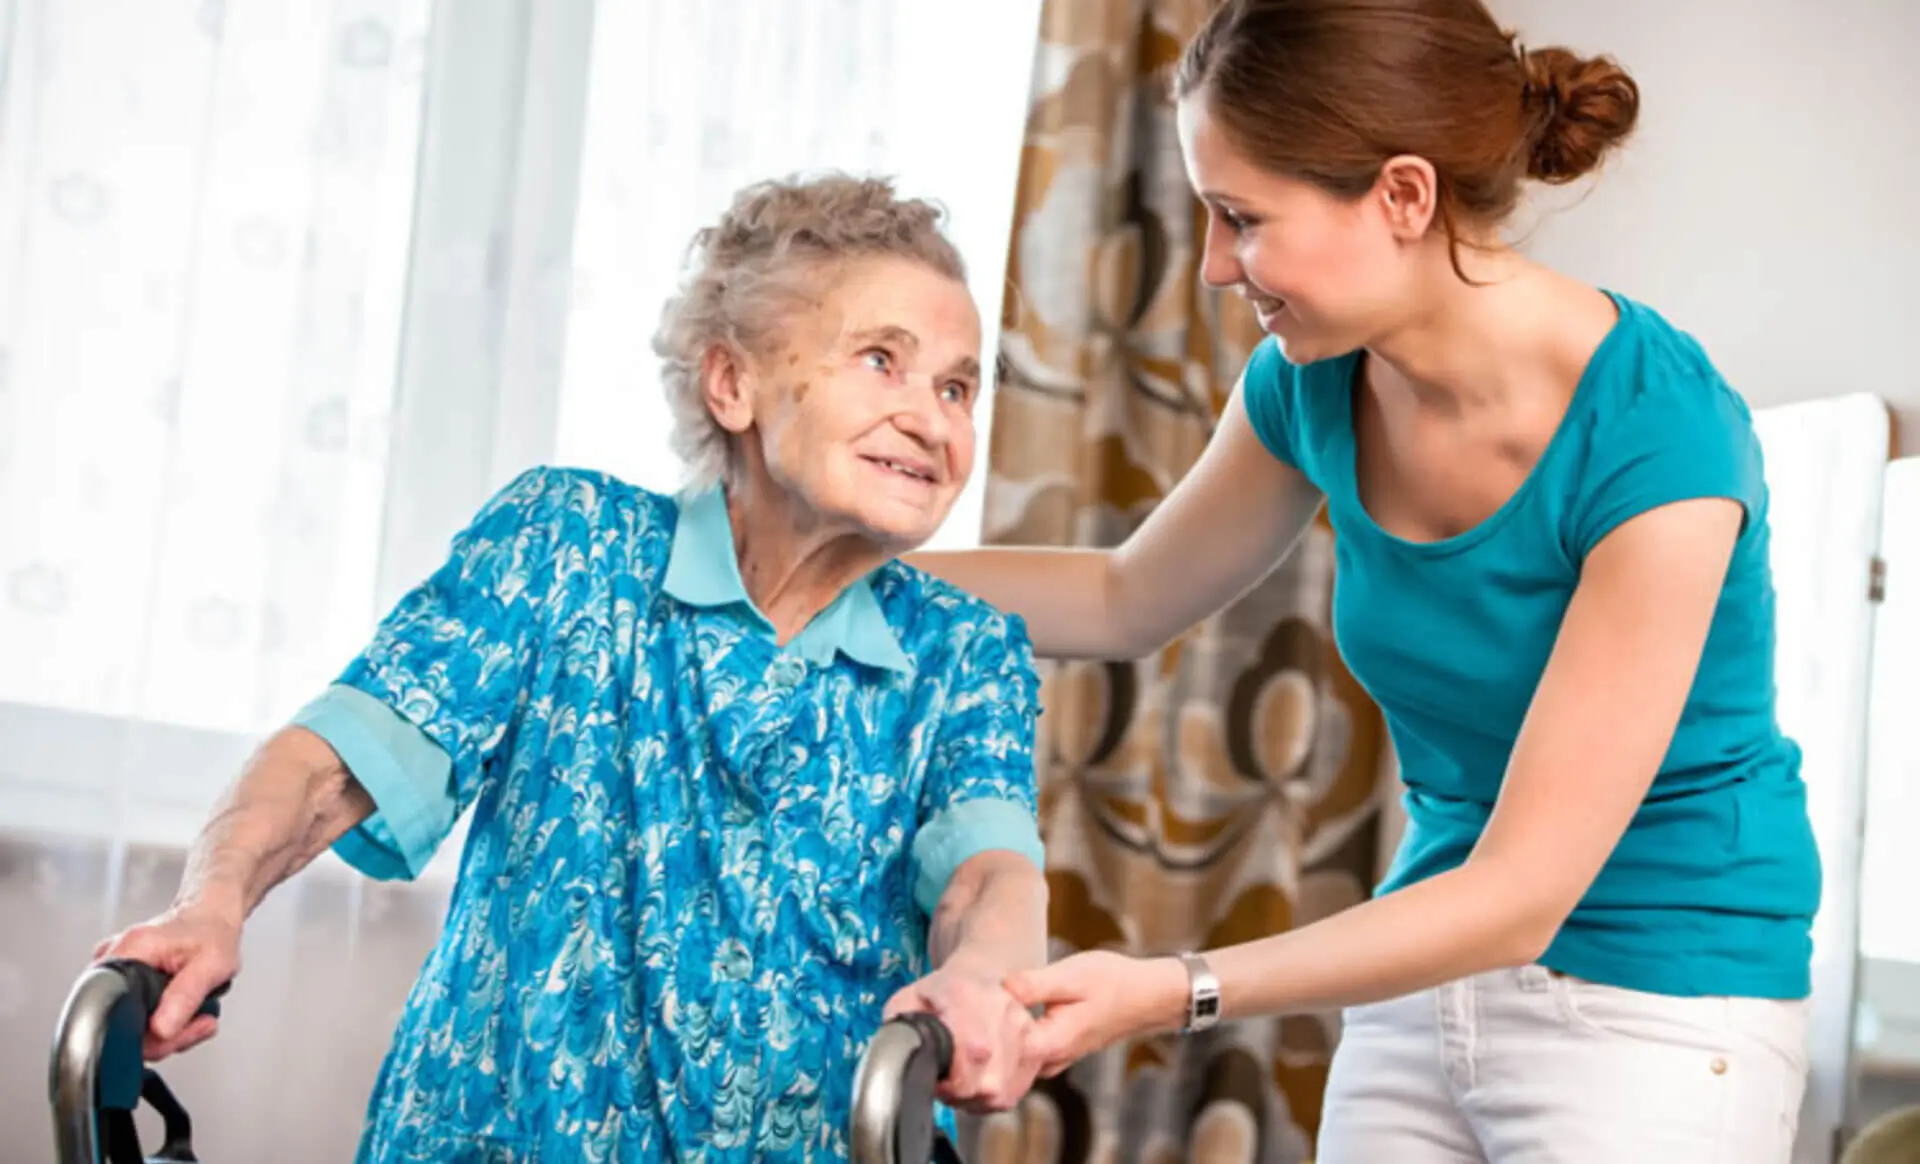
xmin=93 ymin=174 xmax=1049 ymax=1162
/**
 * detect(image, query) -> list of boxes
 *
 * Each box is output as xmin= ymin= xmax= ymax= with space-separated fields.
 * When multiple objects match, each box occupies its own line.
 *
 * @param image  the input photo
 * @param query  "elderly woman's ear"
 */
xmin=699 ymin=343 xmax=757 ymax=435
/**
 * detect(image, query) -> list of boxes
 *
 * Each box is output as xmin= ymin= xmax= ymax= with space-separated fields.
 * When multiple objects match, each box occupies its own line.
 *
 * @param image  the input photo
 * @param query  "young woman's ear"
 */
xmin=1376 ymin=154 xmax=1440 ymax=240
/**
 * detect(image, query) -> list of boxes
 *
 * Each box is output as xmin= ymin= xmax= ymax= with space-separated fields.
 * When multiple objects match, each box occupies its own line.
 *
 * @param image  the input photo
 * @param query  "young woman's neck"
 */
xmin=1364 ymin=246 xmax=1577 ymax=415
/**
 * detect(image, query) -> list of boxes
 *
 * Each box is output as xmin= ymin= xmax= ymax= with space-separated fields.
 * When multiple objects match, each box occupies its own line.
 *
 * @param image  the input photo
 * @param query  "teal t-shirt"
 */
xmin=1242 ymin=290 xmax=1819 ymax=999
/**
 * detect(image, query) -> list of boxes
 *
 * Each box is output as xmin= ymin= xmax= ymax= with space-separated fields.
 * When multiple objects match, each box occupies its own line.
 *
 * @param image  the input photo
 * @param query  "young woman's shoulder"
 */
xmin=1559 ymin=293 xmax=1768 ymax=558
xmin=1238 ymin=336 xmax=1357 ymax=490
xmin=1593 ymin=294 xmax=1756 ymax=420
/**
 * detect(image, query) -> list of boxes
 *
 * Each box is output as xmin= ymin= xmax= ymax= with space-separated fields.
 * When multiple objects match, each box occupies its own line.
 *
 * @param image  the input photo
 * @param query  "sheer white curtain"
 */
xmin=0 ymin=0 xmax=432 ymax=843
xmin=0 ymin=2 xmax=439 ymax=1156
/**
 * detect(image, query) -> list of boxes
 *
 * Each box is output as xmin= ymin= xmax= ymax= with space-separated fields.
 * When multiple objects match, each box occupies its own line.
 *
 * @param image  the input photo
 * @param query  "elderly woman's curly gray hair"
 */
xmin=651 ymin=173 xmax=970 ymax=492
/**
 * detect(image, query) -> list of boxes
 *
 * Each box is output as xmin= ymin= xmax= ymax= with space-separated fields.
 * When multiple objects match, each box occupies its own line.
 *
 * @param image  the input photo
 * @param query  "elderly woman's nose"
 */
xmin=893 ymin=375 xmax=956 ymax=439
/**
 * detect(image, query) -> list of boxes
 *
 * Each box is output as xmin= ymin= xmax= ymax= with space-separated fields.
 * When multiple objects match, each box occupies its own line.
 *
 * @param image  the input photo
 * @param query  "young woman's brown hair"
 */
xmin=1175 ymin=0 xmax=1640 ymax=276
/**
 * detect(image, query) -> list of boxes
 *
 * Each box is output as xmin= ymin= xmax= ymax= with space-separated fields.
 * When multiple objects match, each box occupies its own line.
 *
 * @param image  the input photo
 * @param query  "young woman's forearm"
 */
xmin=174 ymin=726 xmax=376 ymax=925
xmin=907 ymin=547 xmax=1146 ymax=660
xmin=911 ymin=388 xmax=1323 ymax=662
xmin=1148 ymin=862 xmax=1550 ymax=1028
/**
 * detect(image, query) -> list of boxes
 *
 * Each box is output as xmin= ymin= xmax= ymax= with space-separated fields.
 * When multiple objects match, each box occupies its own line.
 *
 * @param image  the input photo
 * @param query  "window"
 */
xmin=0 ymin=0 xmax=433 ymax=841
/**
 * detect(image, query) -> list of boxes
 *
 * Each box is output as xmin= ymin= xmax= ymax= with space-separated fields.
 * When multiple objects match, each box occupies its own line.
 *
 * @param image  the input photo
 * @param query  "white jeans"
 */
xmin=1317 ymin=965 xmax=1810 ymax=1163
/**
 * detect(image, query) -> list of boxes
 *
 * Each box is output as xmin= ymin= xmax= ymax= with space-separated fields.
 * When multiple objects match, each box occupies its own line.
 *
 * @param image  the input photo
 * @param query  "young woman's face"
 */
xmin=1177 ymin=95 xmax=1421 ymax=365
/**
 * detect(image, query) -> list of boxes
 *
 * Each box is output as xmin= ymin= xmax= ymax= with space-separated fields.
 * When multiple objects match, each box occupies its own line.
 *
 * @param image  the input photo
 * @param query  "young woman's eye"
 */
xmin=1222 ymin=209 xmax=1258 ymax=233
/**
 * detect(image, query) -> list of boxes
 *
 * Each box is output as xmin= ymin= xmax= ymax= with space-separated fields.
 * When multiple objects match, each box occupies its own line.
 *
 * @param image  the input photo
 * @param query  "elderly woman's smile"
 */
xmin=863 ymin=455 xmax=937 ymax=483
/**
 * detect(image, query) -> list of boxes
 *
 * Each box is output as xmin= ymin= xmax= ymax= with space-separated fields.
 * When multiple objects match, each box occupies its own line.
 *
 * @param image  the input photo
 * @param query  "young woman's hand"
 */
xmin=1005 ymin=951 xmax=1189 ymax=1077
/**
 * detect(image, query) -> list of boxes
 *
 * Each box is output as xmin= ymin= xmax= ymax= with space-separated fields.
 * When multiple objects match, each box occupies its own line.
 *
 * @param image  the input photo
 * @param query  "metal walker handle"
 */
xmin=849 ymin=1012 xmax=961 ymax=1164
xmin=49 ymin=959 xmax=228 ymax=1164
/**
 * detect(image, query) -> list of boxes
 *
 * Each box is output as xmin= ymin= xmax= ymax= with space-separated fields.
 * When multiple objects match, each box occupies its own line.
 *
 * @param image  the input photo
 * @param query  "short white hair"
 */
xmin=651 ymin=173 xmax=970 ymax=492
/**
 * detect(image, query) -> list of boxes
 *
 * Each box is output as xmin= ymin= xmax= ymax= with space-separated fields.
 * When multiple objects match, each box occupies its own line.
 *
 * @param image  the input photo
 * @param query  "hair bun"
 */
xmin=1521 ymin=46 xmax=1640 ymax=183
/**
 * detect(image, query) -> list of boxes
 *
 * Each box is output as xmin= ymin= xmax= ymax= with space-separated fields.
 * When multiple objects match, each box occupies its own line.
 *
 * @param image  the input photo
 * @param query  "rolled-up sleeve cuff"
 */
xmin=291 ymin=684 xmax=457 ymax=881
xmin=910 ymin=797 xmax=1045 ymax=916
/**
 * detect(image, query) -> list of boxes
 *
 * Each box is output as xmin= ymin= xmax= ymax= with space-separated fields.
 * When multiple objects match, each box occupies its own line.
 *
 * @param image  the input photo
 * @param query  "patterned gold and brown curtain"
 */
xmin=963 ymin=2 xmax=1394 ymax=1161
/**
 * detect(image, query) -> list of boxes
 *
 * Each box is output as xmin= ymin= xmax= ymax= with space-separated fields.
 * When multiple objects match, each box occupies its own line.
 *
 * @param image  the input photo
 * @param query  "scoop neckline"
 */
xmin=1332 ymin=288 xmax=1631 ymax=558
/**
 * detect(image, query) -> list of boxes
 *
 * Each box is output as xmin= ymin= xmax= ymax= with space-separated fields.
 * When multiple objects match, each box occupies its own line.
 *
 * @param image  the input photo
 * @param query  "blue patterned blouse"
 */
xmin=289 ymin=467 xmax=1046 ymax=1164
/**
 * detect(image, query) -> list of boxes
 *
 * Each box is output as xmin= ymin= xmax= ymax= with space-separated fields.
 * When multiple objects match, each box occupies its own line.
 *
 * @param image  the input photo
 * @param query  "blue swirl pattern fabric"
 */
xmin=311 ymin=467 xmax=1043 ymax=1164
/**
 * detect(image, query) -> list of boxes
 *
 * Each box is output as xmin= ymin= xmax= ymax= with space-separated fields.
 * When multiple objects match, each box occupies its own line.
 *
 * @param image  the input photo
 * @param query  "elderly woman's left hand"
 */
xmin=884 ymin=956 xmax=1041 ymax=1112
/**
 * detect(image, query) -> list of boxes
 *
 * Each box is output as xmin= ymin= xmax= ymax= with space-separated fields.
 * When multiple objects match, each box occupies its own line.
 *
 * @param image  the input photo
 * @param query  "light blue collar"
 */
xmin=661 ymin=487 xmax=913 ymax=674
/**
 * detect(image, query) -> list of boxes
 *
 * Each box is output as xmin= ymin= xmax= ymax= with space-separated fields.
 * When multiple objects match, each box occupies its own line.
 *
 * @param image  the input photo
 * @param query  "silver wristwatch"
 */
xmin=1178 ymin=951 xmax=1221 ymax=1034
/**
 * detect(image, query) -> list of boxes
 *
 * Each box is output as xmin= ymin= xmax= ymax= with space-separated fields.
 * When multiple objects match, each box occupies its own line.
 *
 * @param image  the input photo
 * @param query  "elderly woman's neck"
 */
xmin=724 ymin=481 xmax=889 ymax=645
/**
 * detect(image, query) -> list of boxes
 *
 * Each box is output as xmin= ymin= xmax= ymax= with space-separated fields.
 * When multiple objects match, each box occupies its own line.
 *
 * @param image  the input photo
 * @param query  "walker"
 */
xmin=48 ymin=959 xmax=225 ymax=1163
xmin=50 ymin=958 xmax=961 ymax=1163
xmin=848 ymin=1010 xmax=966 ymax=1164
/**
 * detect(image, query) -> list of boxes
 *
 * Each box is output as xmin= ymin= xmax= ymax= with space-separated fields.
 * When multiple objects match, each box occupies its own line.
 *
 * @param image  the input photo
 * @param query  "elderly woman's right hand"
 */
xmin=92 ymin=902 xmax=242 ymax=1061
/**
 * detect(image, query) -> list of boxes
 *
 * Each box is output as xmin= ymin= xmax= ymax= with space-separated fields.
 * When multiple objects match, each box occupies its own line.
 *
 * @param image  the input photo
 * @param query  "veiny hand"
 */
xmin=92 ymin=903 xmax=242 ymax=1061
xmin=1005 ymin=951 xmax=1188 ymax=1078
xmin=885 ymin=957 xmax=1042 ymax=1113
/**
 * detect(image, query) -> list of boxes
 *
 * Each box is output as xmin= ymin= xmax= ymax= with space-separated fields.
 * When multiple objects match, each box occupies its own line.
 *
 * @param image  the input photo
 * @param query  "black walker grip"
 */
xmin=90 ymin=960 xmax=227 ymax=1164
xmin=897 ymin=1011 xmax=955 ymax=1079
xmin=92 ymin=959 xmax=228 ymax=1110
xmin=98 ymin=958 xmax=230 ymax=1024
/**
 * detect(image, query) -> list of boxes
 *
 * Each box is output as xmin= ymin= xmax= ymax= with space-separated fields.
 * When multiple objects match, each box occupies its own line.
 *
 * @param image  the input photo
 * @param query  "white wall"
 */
xmin=1492 ymin=0 xmax=1920 ymax=455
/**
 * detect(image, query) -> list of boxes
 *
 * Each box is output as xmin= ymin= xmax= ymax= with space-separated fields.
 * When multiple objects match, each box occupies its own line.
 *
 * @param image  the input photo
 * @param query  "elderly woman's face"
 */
xmin=722 ymin=256 xmax=983 ymax=549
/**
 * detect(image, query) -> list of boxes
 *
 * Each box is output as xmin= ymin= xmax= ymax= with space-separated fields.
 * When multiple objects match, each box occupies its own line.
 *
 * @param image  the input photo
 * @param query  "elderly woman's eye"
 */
xmin=940 ymin=382 xmax=971 ymax=405
xmin=862 ymin=348 xmax=893 ymax=374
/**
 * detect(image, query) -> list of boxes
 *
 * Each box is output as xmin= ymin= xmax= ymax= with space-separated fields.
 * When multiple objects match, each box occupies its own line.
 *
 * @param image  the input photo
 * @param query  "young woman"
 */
xmin=909 ymin=0 xmax=1816 ymax=1159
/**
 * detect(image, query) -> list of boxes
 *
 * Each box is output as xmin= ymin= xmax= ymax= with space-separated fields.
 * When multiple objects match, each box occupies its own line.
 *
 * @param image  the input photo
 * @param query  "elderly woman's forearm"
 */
xmin=929 ymin=853 xmax=1050 ymax=976
xmin=174 ymin=726 xmax=374 ymax=924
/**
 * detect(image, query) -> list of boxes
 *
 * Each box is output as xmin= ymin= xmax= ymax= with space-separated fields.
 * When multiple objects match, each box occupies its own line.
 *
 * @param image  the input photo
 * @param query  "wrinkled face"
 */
xmin=1177 ymin=94 xmax=1431 ymax=364
xmin=707 ymin=255 xmax=983 ymax=551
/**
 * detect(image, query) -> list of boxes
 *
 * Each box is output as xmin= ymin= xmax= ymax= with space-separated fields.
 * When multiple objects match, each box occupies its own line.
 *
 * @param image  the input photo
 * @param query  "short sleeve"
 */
xmin=292 ymin=684 xmax=455 ymax=880
xmin=321 ymin=466 xmax=583 ymax=879
xmin=909 ymin=611 xmax=1045 ymax=916
xmin=1239 ymin=337 xmax=1302 ymax=469
xmin=1571 ymin=380 xmax=1764 ymax=558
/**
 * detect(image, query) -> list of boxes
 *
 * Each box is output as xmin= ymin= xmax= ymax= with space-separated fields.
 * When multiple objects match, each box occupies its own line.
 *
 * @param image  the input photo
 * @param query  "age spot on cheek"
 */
xmin=791 ymin=380 xmax=811 ymax=404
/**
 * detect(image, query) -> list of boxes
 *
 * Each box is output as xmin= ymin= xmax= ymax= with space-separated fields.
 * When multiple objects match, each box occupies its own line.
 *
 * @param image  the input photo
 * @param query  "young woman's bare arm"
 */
xmin=909 ymin=382 xmax=1324 ymax=659
xmin=1005 ymin=498 xmax=1748 ymax=1070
